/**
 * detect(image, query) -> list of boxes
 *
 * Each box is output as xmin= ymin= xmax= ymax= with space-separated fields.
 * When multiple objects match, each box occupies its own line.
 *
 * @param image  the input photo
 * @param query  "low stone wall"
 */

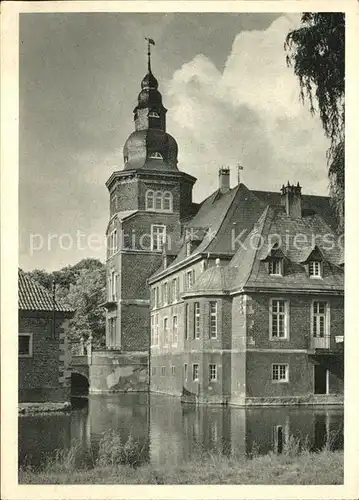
xmin=18 ymin=401 xmax=71 ymax=415
xmin=89 ymin=350 xmax=149 ymax=393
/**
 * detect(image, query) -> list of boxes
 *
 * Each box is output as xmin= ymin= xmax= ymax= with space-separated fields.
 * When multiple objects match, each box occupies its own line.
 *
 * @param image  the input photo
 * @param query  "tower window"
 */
xmin=151 ymin=224 xmax=166 ymax=252
xmin=146 ymin=190 xmax=155 ymax=210
xmin=149 ymin=152 xmax=163 ymax=160
xmin=155 ymin=191 xmax=162 ymax=210
xmin=146 ymin=190 xmax=173 ymax=212
xmin=163 ymin=192 xmax=172 ymax=211
xmin=149 ymin=111 xmax=160 ymax=118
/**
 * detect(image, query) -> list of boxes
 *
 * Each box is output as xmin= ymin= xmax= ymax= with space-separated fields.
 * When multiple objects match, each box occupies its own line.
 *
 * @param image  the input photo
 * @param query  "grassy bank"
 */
xmin=19 ymin=431 xmax=343 ymax=485
xmin=20 ymin=450 xmax=343 ymax=485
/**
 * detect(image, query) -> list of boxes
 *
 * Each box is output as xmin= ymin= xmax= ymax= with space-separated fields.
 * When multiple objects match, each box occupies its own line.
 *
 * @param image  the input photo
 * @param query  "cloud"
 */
xmin=166 ymin=15 xmax=330 ymax=200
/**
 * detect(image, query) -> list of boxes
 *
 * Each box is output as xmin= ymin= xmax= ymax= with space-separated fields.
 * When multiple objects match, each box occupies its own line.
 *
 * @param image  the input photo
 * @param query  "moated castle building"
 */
xmin=100 ymin=51 xmax=344 ymax=405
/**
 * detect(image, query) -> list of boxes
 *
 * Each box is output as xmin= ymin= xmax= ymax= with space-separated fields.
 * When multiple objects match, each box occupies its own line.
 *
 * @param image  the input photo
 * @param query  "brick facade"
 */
xmin=101 ymin=61 xmax=344 ymax=405
xmin=18 ymin=310 xmax=71 ymax=403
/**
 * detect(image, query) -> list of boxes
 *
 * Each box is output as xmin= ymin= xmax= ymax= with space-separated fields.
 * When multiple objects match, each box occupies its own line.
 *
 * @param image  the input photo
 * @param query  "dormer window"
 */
xmin=309 ymin=261 xmax=322 ymax=278
xmin=149 ymin=111 xmax=160 ymax=118
xmin=268 ymin=258 xmax=283 ymax=276
xmin=149 ymin=152 xmax=163 ymax=160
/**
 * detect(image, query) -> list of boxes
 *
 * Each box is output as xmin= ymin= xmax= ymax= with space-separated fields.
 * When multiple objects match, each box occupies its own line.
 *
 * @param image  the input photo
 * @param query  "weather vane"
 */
xmin=145 ymin=37 xmax=155 ymax=71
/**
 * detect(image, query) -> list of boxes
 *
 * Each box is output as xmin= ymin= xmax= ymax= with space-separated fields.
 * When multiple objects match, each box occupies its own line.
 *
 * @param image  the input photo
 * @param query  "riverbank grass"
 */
xmin=19 ymin=431 xmax=343 ymax=485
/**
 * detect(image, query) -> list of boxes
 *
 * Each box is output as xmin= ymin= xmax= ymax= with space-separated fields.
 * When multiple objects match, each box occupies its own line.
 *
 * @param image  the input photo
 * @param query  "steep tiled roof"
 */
xmin=149 ymin=182 xmax=340 ymax=285
xmin=18 ymin=269 xmax=74 ymax=312
xmin=229 ymin=207 xmax=344 ymax=292
xmin=253 ymin=190 xmax=338 ymax=230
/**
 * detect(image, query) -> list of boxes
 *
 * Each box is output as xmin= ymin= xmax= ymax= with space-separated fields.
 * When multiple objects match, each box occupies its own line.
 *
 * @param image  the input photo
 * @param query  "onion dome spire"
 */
xmin=123 ymin=38 xmax=178 ymax=172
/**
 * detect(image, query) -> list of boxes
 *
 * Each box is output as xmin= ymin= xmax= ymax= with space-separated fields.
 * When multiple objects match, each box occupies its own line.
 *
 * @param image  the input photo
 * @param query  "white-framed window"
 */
xmin=209 ymin=363 xmax=217 ymax=381
xmin=151 ymin=314 xmax=156 ymax=346
xmin=149 ymin=151 xmax=163 ymax=159
xmin=185 ymin=303 xmax=189 ymax=340
xmin=172 ymin=277 xmax=179 ymax=302
xmin=109 ymin=229 xmax=118 ymax=256
xmin=19 ymin=333 xmax=33 ymax=358
xmin=272 ymin=363 xmax=289 ymax=383
xmin=171 ymin=365 xmax=176 ymax=376
xmin=269 ymin=259 xmax=283 ymax=276
xmin=161 ymin=366 xmax=166 ymax=376
xmin=149 ymin=110 xmax=160 ymax=118
xmin=192 ymin=363 xmax=199 ymax=381
xmin=154 ymin=287 xmax=159 ymax=308
xmin=155 ymin=313 xmax=159 ymax=346
xmin=209 ymin=301 xmax=218 ymax=338
xmin=270 ymin=299 xmax=289 ymax=339
xmin=151 ymin=314 xmax=159 ymax=346
xmin=110 ymin=271 xmax=117 ymax=301
xmin=163 ymin=192 xmax=172 ymax=211
xmin=309 ymin=260 xmax=322 ymax=278
xmin=194 ymin=302 xmax=200 ymax=339
xmin=186 ymin=270 xmax=194 ymax=290
xmin=312 ymin=301 xmax=329 ymax=337
xmin=146 ymin=190 xmax=155 ymax=210
xmin=163 ymin=317 xmax=169 ymax=346
xmin=155 ymin=191 xmax=163 ymax=210
xmin=151 ymin=224 xmax=166 ymax=251
xmin=151 ymin=366 xmax=156 ymax=376
xmin=163 ymin=282 xmax=168 ymax=305
xmin=172 ymin=315 xmax=178 ymax=346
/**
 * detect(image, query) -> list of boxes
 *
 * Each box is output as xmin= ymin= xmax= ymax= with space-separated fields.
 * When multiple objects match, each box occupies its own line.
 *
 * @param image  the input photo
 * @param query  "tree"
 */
xmin=285 ymin=13 xmax=344 ymax=231
xmin=26 ymin=259 xmax=106 ymax=347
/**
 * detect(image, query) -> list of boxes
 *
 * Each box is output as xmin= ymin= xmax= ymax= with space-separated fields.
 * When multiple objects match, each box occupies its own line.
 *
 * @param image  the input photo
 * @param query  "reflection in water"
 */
xmin=18 ymin=394 xmax=343 ymax=469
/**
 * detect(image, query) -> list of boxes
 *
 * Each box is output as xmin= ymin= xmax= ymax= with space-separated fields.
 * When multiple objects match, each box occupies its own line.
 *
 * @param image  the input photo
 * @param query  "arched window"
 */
xmin=163 ymin=191 xmax=173 ymax=211
xmin=155 ymin=191 xmax=163 ymax=210
xmin=149 ymin=111 xmax=160 ymax=118
xmin=146 ymin=191 xmax=173 ymax=212
xmin=149 ymin=152 xmax=163 ymax=159
xmin=146 ymin=190 xmax=155 ymax=210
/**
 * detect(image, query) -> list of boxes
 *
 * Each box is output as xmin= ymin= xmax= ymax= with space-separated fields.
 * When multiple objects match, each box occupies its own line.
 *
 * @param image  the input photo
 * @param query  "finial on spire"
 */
xmin=145 ymin=37 xmax=155 ymax=72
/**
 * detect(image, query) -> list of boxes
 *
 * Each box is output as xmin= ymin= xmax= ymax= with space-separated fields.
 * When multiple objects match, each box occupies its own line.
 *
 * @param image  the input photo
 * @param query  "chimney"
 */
xmin=281 ymin=181 xmax=302 ymax=218
xmin=219 ymin=168 xmax=230 ymax=194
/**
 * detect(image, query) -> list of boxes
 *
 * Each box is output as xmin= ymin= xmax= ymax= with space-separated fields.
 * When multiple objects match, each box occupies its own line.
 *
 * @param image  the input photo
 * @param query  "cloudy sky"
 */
xmin=19 ymin=12 xmax=330 ymax=271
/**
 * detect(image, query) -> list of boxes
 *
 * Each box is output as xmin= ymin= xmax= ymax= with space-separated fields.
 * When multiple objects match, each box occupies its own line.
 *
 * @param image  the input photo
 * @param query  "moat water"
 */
xmin=18 ymin=394 xmax=344 ymax=469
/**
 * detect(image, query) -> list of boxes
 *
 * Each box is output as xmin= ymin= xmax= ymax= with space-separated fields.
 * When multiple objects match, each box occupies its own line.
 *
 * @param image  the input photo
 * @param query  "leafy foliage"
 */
xmin=26 ymin=259 xmax=106 ymax=347
xmin=285 ymin=13 xmax=345 ymax=231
